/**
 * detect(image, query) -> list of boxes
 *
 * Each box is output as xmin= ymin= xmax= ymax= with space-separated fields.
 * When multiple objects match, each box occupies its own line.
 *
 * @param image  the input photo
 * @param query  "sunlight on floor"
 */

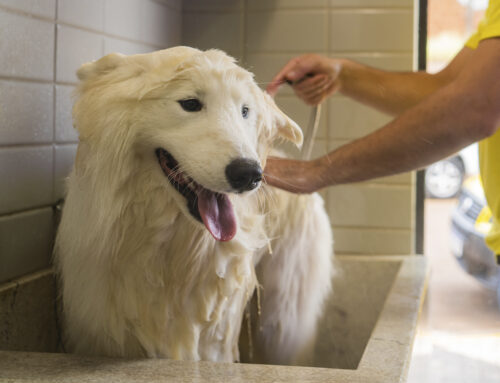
xmin=407 ymin=199 xmax=500 ymax=383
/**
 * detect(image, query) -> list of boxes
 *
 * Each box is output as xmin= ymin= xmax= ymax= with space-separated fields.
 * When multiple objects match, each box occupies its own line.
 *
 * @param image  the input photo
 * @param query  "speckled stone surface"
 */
xmin=0 ymin=256 xmax=428 ymax=383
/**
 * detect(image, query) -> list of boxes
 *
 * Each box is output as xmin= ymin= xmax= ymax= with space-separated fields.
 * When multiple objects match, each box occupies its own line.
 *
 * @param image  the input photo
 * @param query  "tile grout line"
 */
xmin=55 ymin=21 xmax=165 ymax=52
xmin=0 ymin=142 xmax=77 ymax=150
xmin=324 ymin=0 xmax=331 ymax=212
xmin=183 ymin=7 xmax=414 ymax=14
xmin=0 ymin=5 xmax=166 ymax=53
xmin=241 ymin=0 xmax=247 ymax=64
xmin=331 ymin=225 xmax=413 ymax=233
xmin=0 ymin=76 xmax=81 ymax=87
xmin=0 ymin=1 xmax=182 ymax=23
xmin=0 ymin=204 xmax=59 ymax=220
xmin=245 ymin=50 xmax=414 ymax=55
xmin=325 ymin=1 xmax=331 ymax=146
xmin=102 ymin=0 xmax=106 ymax=40
xmin=0 ymin=76 xmax=53 ymax=85
xmin=52 ymin=0 xmax=59 ymax=204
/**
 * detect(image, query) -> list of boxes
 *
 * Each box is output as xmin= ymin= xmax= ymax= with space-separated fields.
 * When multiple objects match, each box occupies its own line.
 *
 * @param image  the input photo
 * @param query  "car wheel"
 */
xmin=425 ymin=156 xmax=465 ymax=199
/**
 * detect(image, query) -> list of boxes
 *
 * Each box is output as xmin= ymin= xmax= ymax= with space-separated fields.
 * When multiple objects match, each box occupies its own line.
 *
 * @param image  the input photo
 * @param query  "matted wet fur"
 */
xmin=55 ymin=47 xmax=333 ymax=364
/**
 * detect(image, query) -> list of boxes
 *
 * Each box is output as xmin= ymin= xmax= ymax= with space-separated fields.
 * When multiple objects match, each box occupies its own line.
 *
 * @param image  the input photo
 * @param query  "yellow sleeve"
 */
xmin=465 ymin=0 xmax=500 ymax=49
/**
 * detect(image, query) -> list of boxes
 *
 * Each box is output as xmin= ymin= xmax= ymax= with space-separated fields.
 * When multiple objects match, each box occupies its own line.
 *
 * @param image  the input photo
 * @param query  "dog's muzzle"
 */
xmin=225 ymin=158 xmax=262 ymax=193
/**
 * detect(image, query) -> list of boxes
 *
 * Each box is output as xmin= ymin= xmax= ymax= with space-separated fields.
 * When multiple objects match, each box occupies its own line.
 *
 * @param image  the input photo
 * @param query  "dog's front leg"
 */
xmin=252 ymin=192 xmax=333 ymax=365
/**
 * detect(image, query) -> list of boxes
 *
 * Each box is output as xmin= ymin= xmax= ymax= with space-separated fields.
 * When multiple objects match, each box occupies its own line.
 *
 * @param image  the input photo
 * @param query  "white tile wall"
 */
xmin=330 ymin=0 xmax=413 ymax=7
xmin=0 ymin=146 xmax=53 ymax=214
xmin=104 ymin=38 xmax=157 ymax=56
xmin=0 ymin=2 xmax=182 ymax=282
xmin=246 ymin=11 xmax=328 ymax=53
xmin=328 ymin=184 xmax=413 ymax=228
xmin=104 ymin=0 xmax=181 ymax=46
xmin=104 ymin=0 xmax=143 ymax=41
xmin=55 ymin=85 xmax=78 ymax=143
xmin=54 ymin=144 xmax=77 ymax=200
xmin=56 ymin=25 xmax=104 ymax=84
xmin=0 ymin=9 xmax=54 ymax=80
xmin=248 ymin=0 xmax=328 ymax=10
xmin=141 ymin=0 xmax=182 ymax=47
xmin=0 ymin=0 xmax=55 ymax=19
xmin=183 ymin=12 xmax=243 ymax=58
xmin=159 ymin=0 xmax=182 ymax=12
xmin=327 ymin=95 xmax=392 ymax=139
xmin=0 ymin=80 xmax=53 ymax=144
xmin=339 ymin=53 xmax=413 ymax=71
xmin=333 ymin=227 xmax=412 ymax=255
xmin=329 ymin=10 xmax=414 ymax=52
xmin=57 ymin=0 xmax=104 ymax=32
xmin=184 ymin=0 xmax=243 ymax=12
xmin=0 ymin=207 xmax=54 ymax=282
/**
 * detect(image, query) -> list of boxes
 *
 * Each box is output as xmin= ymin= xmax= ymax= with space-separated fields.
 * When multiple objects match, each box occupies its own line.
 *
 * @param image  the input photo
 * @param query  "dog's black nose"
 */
xmin=225 ymin=158 xmax=262 ymax=192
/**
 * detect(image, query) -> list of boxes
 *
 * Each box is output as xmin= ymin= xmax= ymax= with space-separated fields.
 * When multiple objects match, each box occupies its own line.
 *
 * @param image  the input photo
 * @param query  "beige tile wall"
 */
xmin=183 ymin=0 xmax=416 ymax=256
xmin=0 ymin=0 xmax=182 ymax=283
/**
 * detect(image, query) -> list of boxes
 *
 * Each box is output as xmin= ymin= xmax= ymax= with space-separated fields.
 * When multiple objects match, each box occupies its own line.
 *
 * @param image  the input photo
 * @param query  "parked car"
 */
xmin=425 ymin=143 xmax=479 ymax=199
xmin=450 ymin=175 xmax=499 ymax=298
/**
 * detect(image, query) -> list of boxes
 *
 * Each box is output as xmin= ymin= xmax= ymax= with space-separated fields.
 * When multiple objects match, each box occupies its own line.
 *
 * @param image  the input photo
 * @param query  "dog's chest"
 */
xmin=197 ymin=265 xmax=256 ymax=361
xmin=157 ymin=221 xmax=261 ymax=361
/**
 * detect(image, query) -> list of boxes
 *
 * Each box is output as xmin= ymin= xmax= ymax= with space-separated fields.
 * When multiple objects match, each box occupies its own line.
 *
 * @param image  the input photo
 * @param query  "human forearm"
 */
xmin=265 ymin=55 xmax=442 ymax=113
xmin=337 ymin=47 xmax=473 ymax=116
xmin=265 ymin=58 xmax=499 ymax=193
xmin=337 ymin=60 xmax=442 ymax=116
xmin=264 ymin=41 xmax=500 ymax=194
xmin=317 ymin=80 xmax=497 ymax=187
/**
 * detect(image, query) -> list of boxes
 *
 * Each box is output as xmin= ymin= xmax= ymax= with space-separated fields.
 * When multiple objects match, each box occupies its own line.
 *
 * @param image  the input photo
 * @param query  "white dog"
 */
xmin=55 ymin=47 xmax=333 ymax=365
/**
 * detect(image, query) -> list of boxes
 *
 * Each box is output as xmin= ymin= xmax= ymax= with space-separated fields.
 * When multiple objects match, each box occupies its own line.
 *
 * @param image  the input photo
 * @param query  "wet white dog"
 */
xmin=55 ymin=47 xmax=332 ymax=364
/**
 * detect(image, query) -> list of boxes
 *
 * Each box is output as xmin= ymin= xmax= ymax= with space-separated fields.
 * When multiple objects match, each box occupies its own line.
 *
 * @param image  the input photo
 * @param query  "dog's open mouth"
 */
xmin=155 ymin=148 xmax=237 ymax=242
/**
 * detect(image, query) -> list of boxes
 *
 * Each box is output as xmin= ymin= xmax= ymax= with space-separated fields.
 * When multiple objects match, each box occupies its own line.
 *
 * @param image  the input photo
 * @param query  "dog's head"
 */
xmin=74 ymin=47 xmax=302 ymax=241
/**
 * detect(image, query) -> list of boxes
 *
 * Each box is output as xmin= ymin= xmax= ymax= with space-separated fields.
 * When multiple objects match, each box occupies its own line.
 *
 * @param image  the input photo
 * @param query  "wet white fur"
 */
xmin=55 ymin=47 xmax=333 ymax=364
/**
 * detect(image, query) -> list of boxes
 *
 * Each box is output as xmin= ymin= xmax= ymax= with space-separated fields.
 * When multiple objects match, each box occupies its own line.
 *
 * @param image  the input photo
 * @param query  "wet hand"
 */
xmin=266 ymin=54 xmax=343 ymax=106
xmin=263 ymin=156 xmax=327 ymax=194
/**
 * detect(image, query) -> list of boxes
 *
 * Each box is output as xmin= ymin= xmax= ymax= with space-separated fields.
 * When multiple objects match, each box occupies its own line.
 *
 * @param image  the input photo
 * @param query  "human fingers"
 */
xmin=267 ymin=54 xmax=329 ymax=96
xmin=266 ymin=57 xmax=304 ymax=96
xmin=294 ymin=79 xmax=330 ymax=106
xmin=293 ymin=74 xmax=330 ymax=94
xmin=294 ymin=77 xmax=335 ymax=105
xmin=299 ymin=78 xmax=340 ymax=106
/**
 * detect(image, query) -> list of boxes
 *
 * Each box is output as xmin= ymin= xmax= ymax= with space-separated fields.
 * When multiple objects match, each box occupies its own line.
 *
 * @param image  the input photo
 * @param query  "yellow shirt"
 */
xmin=465 ymin=0 xmax=500 ymax=255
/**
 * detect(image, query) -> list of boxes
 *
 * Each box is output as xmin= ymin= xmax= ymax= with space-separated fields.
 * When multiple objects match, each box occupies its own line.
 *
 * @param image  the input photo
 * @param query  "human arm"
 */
xmin=264 ymin=39 xmax=500 ymax=194
xmin=266 ymin=48 xmax=473 ymax=115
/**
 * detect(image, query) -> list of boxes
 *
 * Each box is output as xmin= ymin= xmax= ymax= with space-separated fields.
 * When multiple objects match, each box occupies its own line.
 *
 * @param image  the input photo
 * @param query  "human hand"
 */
xmin=263 ymin=156 xmax=327 ymax=194
xmin=266 ymin=54 xmax=344 ymax=106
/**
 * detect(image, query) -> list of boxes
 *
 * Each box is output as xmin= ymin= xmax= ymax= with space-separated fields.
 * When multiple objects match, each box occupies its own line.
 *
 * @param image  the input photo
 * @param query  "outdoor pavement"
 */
xmin=407 ymin=199 xmax=500 ymax=383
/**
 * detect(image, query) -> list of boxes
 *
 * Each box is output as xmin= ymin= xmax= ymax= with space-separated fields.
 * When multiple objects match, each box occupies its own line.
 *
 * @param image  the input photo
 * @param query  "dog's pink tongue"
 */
xmin=197 ymin=190 xmax=237 ymax=241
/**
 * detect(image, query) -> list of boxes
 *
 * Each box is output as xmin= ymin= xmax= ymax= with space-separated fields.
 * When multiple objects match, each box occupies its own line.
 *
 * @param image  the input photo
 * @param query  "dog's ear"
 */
xmin=77 ymin=53 xmax=126 ymax=81
xmin=263 ymin=92 xmax=303 ymax=147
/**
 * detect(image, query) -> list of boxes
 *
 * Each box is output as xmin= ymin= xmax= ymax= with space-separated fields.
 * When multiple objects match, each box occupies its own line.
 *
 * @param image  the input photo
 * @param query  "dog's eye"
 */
xmin=242 ymin=106 xmax=249 ymax=119
xmin=178 ymin=99 xmax=203 ymax=112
